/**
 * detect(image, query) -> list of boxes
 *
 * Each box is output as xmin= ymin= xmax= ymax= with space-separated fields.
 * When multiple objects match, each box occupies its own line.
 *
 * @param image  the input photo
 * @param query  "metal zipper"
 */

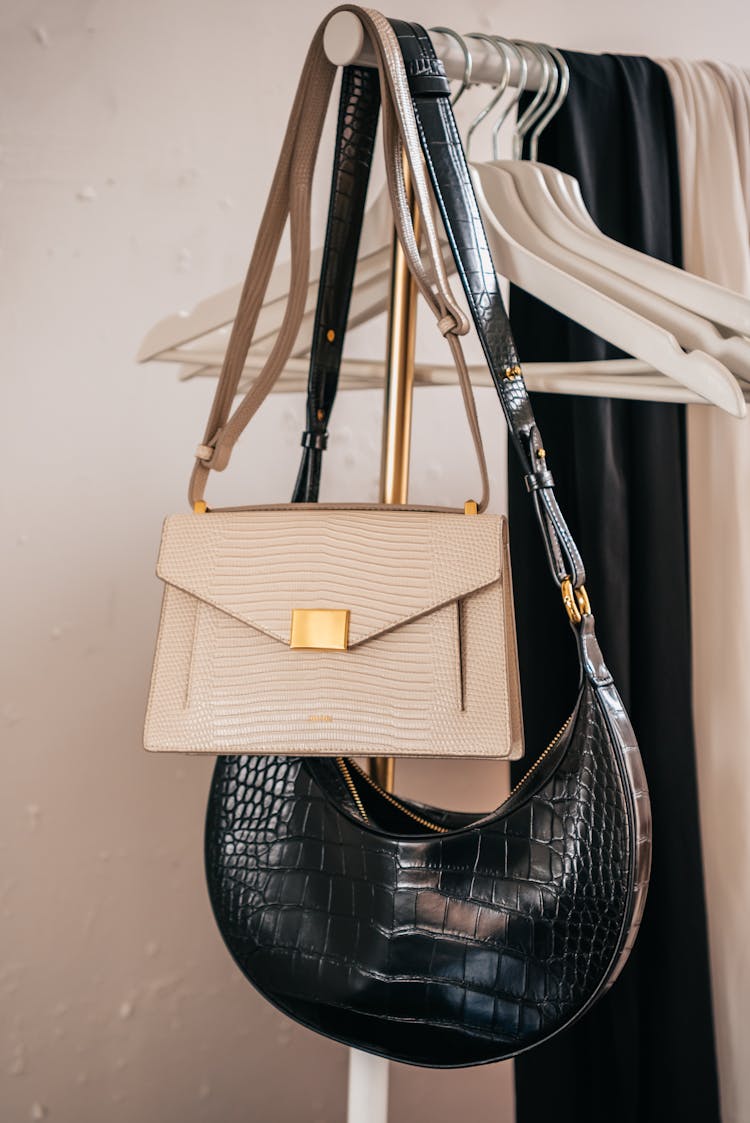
xmin=336 ymin=757 xmax=370 ymax=823
xmin=504 ymin=714 xmax=573 ymax=802
xmin=338 ymin=757 xmax=449 ymax=832
xmin=335 ymin=713 xmax=574 ymax=833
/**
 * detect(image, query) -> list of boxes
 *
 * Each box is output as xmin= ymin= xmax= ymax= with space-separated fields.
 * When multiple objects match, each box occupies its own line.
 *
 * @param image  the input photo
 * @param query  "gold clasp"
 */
xmin=290 ymin=608 xmax=350 ymax=651
xmin=561 ymin=577 xmax=591 ymax=625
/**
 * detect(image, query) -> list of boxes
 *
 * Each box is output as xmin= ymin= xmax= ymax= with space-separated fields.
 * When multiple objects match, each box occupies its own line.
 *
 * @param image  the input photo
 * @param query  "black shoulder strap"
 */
xmin=295 ymin=37 xmax=587 ymax=594
xmin=390 ymin=20 xmax=585 ymax=589
xmin=291 ymin=65 xmax=381 ymax=503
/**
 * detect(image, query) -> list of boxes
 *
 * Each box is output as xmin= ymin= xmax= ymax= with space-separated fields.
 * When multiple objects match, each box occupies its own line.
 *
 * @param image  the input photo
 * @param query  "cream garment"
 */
xmin=705 ymin=62 xmax=750 ymax=229
xmin=660 ymin=57 xmax=750 ymax=1123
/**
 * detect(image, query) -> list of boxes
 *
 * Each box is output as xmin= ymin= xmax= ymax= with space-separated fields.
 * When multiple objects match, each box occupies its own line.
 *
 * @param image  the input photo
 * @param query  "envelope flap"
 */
xmin=156 ymin=509 xmax=503 ymax=647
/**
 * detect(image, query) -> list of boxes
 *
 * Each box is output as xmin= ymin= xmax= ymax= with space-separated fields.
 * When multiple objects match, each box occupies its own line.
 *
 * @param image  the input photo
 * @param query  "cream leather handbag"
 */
xmin=143 ymin=9 xmax=523 ymax=759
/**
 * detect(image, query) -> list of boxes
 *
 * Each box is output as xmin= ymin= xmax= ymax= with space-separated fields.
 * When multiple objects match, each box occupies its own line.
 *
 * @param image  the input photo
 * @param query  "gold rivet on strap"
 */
xmin=326 ymin=329 xmax=335 ymax=342
xmin=316 ymin=408 xmax=325 ymax=422
xmin=193 ymin=501 xmax=208 ymax=514
xmin=536 ymin=448 xmax=547 ymax=459
xmin=504 ymin=364 xmax=522 ymax=380
xmin=464 ymin=499 xmax=478 ymax=516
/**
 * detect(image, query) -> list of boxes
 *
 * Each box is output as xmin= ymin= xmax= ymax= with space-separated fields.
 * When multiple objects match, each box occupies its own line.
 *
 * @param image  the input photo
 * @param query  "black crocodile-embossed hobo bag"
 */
xmin=204 ymin=10 xmax=652 ymax=1067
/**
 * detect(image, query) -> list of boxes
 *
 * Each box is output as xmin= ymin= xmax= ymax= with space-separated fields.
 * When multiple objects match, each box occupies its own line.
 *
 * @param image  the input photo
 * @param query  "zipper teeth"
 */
xmin=336 ymin=713 xmax=574 ymax=833
xmin=335 ymin=757 xmax=369 ymax=823
xmin=346 ymin=758 xmax=450 ymax=833
xmin=504 ymin=714 xmax=574 ymax=802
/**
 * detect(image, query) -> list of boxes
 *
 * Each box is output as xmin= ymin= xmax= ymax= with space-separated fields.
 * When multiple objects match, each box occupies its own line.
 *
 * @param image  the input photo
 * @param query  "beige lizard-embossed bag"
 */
xmin=143 ymin=14 xmax=523 ymax=760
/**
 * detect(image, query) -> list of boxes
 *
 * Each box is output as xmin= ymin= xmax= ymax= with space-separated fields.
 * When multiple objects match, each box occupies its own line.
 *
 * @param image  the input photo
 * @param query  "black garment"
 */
xmin=509 ymin=54 xmax=721 ymax=1122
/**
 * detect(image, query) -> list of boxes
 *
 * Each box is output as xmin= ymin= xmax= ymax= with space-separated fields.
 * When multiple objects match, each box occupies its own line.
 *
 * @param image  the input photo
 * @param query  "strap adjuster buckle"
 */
xmin=301 ymin=430 xmax=328 ymax=451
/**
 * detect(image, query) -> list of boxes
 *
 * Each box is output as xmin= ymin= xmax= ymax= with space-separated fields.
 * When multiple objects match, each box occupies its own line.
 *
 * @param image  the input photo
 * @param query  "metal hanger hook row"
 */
xmin=464 ymin=33 xmax=511 ymax=158
xmin=512 ymin=41 xmax=551 ymax=159
xmin=491 ymin=38 xmax=527 ymax=160
xmin=429 ymin=26 xmax=473 ymax=106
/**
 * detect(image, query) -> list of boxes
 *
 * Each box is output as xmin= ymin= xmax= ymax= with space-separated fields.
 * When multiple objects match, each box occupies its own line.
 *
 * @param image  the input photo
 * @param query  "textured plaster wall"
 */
xmin=2 ymin=1 xmax=749 ymax=1121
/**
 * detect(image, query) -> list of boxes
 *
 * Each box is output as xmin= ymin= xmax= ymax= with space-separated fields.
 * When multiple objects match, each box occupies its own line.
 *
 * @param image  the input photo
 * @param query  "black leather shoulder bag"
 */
xmin=205 ymin=15 xmax=652 ymax=1068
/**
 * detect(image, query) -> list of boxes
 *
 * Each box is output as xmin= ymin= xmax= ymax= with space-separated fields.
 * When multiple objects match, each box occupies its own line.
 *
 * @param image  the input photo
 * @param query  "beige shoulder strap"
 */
xmin=189 ymin=6 xmax=490 ymax=511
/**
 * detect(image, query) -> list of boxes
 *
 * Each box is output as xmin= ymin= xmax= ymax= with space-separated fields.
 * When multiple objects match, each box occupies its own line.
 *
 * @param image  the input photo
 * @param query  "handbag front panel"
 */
xmin=144 ymin=576 xmax=520 ymax=757
xmin=144 ymin=508 xmax=523 ymax=758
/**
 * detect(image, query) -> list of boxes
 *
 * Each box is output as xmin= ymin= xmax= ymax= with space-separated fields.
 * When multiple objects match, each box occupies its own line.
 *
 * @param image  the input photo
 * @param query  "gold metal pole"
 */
xmin=379 ymin=198 xmax=418 ymax=509
xmin=368 ymin=158 xmax=420 ymax=794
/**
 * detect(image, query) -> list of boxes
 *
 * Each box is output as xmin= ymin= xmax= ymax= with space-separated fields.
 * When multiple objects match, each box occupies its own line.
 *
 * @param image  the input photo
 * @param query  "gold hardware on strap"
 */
xmin=561 ymin=577 xmax=591 ymax=625
xmin=464 ymin=499 xmax=478 ymax=515
xmin=504 ymin=363 xmax=522 ymax=380
xmin=193 ymin=501 xmax=208 ymax=514
xmin=290 ymin=608 xmax=350 ymax=651
xmin=576 ymin=585 xmax=591 ymax=617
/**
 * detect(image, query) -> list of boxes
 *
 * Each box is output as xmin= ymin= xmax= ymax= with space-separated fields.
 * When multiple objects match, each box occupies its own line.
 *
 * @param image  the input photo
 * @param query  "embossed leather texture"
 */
xmin=389 ymin=18 xmax=586 ymax=588
xmin=206 ymin=620 xmax=650 ymax=1066
xmin=199 ymin=9 xmax=653 ymax=1066
xmin=145 ymin=507 xmax=523 ymax=758
xmin=292 ymin=64 xmax=381 ymax=504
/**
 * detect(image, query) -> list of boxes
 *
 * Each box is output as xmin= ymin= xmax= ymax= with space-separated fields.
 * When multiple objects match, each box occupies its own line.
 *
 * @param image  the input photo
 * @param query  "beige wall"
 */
xmin=2 ymin=1 xmax=749 ymax=1121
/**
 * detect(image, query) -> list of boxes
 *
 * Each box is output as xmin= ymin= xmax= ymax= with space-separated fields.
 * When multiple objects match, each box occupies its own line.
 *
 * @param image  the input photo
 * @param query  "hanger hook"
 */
xmin=464 ymin=33 xmax=511 ymax=158
xmin=491 ymin=37 xmax=527 ymax=160
xmin=430 ymin=26 xmax=473 ymax=105
xmin=526 ymin=45 xmax=560 ymax=160
xmin=530 ymin=44 xmax=569 ymax=153
xmin=512 ymin=42 xmax=550 ymax=159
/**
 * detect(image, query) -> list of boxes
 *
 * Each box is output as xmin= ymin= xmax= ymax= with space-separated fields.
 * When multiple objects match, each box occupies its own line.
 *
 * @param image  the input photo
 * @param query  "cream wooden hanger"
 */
xmin=534 ymin=162 xmax=750 ymax=335
xmin=493 ymin=161 xmax=750 ymax=378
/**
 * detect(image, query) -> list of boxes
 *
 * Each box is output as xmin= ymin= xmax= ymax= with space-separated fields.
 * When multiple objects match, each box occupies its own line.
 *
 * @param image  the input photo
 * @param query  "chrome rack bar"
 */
xmin=324 ymin=12 xmax=547 ymax=90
